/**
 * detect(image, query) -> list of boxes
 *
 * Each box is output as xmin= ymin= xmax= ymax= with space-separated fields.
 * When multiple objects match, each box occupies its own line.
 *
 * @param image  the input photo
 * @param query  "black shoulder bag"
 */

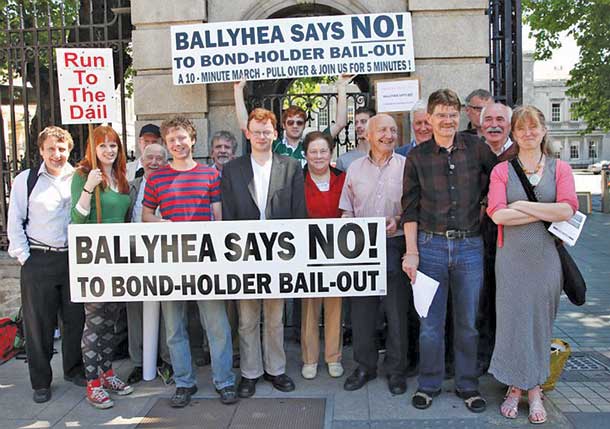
xmin=510 ymin=158 xmax=586 ymax=306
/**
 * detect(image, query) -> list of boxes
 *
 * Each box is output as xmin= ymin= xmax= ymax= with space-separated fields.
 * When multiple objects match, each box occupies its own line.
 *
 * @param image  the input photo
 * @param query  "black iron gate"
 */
xmin=0 ymin=0 xmax=132 ymax=246
xmin=246 ymin=92 xmax=370 ymax=155
xmin=489 ymin=0 xmax=523 ymax=106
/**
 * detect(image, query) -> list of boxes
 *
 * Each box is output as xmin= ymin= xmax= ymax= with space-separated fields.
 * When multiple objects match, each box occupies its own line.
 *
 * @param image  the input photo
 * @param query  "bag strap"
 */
xmin=22 ymin=166 xmax=40 ymax=228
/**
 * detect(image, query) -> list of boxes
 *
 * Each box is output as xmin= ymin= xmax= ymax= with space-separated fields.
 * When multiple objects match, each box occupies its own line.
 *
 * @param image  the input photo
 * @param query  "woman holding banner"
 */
xmin=300 ymin=131 xmax=346 ymax=379
xmin=71 ymin=125 xmax=133 ymax=409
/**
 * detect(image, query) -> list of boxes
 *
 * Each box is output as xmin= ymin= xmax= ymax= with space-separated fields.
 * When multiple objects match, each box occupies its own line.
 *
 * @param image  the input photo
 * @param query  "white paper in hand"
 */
xmin=412 ymin=271 xmax=440 ymax=318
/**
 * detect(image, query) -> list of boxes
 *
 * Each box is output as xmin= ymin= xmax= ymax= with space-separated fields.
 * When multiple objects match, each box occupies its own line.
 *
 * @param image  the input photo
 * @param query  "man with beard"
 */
xmin=209 ymin=131 xmax=238 ymax=177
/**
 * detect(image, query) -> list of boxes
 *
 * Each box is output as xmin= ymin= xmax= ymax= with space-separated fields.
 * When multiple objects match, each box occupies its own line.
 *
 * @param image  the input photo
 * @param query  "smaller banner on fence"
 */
xmin=171 ymin=13 xmax=414 ymax=85
xmin=56 ymin=48 xmax=116 ymax=124
xmin=375 ymin=78 xmax=420 ymax=113
xmin=68 ymin=218 xmax=387 ymax=302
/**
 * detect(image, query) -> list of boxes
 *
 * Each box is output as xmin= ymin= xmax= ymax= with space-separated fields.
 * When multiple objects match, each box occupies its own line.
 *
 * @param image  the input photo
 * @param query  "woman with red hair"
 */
xmin=71 ymin=125 xmax=133 ymax=409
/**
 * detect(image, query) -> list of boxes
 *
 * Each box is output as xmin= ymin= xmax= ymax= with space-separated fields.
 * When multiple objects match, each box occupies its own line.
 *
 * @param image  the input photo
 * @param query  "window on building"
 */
xmin=589 ymin=141 xmax=598 ymax=159
xmin=569 ymin=103 xmax=579 ymax=121
xmin=570 ymin=143 xmax=580 ymax=159
xmin=553 ymin=140 xmax=562 ymax=159
xmin=551 ymin=103 xmax=561 ymax=122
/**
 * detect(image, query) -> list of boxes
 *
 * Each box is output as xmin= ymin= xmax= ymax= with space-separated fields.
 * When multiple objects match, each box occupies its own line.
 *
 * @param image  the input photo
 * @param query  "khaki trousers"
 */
xmin=238 ymin=299 xmax=285 ymax=378
xmin=301 ymin=297 xmax=342 ymax=365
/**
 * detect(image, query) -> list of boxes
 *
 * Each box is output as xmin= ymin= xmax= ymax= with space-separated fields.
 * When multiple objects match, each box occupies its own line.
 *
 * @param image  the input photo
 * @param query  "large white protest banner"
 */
xmin=69 ymin=218 xmax=387 ymax=302
xmin=56 ymin=48 xmax=116 ymax=124
xmin=171 ymin=13 xmax=414 ymax=85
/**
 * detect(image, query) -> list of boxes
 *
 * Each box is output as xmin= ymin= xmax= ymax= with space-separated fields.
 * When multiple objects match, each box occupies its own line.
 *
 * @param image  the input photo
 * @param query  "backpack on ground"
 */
xmin=0 ymin=309 xmax=25 ymax=364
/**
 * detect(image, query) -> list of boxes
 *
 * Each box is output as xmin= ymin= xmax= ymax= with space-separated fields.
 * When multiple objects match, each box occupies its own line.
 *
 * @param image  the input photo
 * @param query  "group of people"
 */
xmin=7 ymin=82 xmax=577 ymax=424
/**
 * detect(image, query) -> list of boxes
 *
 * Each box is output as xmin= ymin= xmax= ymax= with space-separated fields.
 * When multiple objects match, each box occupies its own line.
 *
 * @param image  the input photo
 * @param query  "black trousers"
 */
xmin=351 ymin=236 xmax=410 ymax=376
xmin=477 ymin=214 xmax=498 ymax=370
xmin=20 ymin=250 xmax=85 ymax=389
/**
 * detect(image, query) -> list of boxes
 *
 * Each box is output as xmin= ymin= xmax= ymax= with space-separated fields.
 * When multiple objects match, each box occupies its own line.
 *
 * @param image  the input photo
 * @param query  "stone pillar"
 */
xmin=131 ymin=0 xmax=210 ymax=160
xmin=409 ymin=0 xmax=489 ymax=101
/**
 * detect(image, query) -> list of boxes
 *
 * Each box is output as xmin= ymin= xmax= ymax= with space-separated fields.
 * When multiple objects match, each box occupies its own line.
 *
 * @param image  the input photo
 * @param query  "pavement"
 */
xmin=0 ymin=175 xmax=608 ymax=429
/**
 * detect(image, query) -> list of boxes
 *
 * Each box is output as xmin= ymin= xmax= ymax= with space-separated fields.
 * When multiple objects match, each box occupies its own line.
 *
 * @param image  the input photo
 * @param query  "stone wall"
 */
xmin=131 ymin=0 xmax=490 ymax=155
xmin=0 ymin=253 xmax=21 ymax=318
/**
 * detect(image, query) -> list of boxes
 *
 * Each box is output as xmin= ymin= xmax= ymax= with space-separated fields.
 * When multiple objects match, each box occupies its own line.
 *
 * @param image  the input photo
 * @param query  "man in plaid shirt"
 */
xmin=401 ymin=89 xmax=496 ymax=413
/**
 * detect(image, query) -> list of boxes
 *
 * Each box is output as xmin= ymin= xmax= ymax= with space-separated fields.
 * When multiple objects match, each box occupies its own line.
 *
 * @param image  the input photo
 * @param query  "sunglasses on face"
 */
xmin=286 ymin=119 xmax=305 ymax=126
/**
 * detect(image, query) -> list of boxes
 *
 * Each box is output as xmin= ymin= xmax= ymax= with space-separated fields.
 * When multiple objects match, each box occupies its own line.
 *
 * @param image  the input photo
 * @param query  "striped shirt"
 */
xmin=143 ymin=163 xmax=220 ymax=222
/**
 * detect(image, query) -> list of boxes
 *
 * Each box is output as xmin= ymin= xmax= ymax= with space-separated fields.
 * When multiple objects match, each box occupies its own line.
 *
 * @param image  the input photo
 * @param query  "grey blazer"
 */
xmin=125 ymin=176 xmax=144 ymax=222
xmin=221 ymin=153 xmax=306 ymax=221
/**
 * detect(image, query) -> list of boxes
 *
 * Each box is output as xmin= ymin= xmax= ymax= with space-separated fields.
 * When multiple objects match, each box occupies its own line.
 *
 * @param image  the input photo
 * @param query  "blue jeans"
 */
xmin=417 ymin=232 xmax=484 ymax=393
xmin=162 ymin=300 xmax=235 ymax=389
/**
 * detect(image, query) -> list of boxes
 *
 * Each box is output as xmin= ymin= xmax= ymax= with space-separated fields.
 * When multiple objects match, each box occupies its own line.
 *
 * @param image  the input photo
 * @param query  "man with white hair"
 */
xmin=480 ymin=103 xmax=517 ymax=159
xmin=125 ymin=143 xmax=173 ymax=384
xmin=396 ymin=99 xmax=433 ymax=156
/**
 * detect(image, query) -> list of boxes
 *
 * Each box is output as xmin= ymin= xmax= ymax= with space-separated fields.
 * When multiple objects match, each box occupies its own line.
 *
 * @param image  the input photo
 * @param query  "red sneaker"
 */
xmin=101 ymin=369 xmax=134 ymax=396
xmin=86 ymin=378 xmax=113 ymax=409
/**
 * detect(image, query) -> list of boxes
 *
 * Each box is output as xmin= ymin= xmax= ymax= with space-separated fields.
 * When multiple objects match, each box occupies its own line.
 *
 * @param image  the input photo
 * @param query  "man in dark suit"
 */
xmin=221 ymin=108 xmax=306 ymax=398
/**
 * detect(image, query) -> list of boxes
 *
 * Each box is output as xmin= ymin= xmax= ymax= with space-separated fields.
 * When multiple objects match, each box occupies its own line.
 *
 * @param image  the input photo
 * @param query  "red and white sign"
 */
xmin=56 ymin=48 xmax=116 ymax=124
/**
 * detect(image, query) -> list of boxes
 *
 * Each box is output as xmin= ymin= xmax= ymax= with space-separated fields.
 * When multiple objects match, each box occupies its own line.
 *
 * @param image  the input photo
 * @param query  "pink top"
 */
xmin=487 ymin=160 xmax=579 ymax=247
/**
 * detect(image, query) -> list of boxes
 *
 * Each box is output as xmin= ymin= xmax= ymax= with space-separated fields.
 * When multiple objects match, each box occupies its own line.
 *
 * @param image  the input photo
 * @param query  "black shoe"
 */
xmin=127 ymin=367 xmax=143 ymax=384
xmin=170 ymin=385 xmax=198 ymax=408
xmin=263 ymin=373 xmax=295 ymax=392
xmin=456 ymin=389 xmax=487 ymax=413
xmin=33 ymin=388 xmax=51 ymax=403
xmin=388 ymin=374 xmax=407 ymax=395
xmin=344 ymin=368 xmax=376 ymax=391
xmin=64 ymin=373 xmax=87 ymax=387
xmin=216 ymin=385 xmax=238 ymax=404
xmin=238 ymin=377 xmax=258 ymax=398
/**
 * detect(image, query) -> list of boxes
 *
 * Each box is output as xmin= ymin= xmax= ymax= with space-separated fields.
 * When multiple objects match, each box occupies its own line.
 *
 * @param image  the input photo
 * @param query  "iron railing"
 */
xmin=246 ymin=92 xmax=370 ymax=154
xmin=489 ymin=0 xmax=523 ymax=107
xmin=0 ymin=0 xmax=132 ymax=246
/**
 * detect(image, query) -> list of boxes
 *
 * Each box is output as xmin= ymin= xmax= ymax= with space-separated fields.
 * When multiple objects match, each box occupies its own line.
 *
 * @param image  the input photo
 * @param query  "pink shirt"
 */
xmin=487 ymin=160 xmax=579 ymax=247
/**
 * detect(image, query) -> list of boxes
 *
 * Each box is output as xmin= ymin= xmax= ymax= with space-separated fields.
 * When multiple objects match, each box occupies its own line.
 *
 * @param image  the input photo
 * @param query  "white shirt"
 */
xmin=126 ymin=158 xmax=142 ymax=182
xmin=131 ymin=178 xmax=147 ymax=223
xmin=499 ymin=137 xmax=514 ymax=156
xmin=250 ymin=155 xmax=273 ymax=220
xmin=7 ymin=163 xmax=74 ymax=264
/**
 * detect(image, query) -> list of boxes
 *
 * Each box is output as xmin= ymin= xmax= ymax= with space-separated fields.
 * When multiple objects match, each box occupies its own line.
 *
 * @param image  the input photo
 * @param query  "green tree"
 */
xmin=523 ymin=0 xmax=610 ymax=132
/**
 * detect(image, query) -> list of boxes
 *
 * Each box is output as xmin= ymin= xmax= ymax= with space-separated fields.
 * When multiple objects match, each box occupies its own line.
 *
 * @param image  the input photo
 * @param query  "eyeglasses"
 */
xmin=467 ymin=105 xmax=484 ymax=111
xmin=286 ymin=119 xmax=304 ymax=126
xmin=432 ymin=113 xmax=460 ymax=120
xmin=249 ymin=130 xmax=275 ymax=138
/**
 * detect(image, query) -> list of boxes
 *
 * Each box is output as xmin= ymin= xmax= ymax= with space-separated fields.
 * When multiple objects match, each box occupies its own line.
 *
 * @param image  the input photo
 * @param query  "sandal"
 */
xmin=456 ymin=389 xmax=487 ymax=413
xmin=528 ymin=389 xmax=547 ymax=425
xmin=500 ymin=386 xmax=521 ymax=419
xmin=412 ymin=390 xmax=437 ymax=410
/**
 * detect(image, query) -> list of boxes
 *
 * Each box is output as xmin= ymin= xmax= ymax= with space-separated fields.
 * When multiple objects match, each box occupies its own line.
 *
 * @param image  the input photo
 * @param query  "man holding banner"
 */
xmin=142 ymin=117 xmax=236 ymax=407
xmin=221 ymin=108 xmax=307 ymax=397
xmin=339 ymin=113 xmax=410 ymax=395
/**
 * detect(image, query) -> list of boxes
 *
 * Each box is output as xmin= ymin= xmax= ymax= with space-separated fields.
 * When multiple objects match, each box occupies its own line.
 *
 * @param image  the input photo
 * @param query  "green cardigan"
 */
xmin=71 ymin=171 xmax=131 ymax=224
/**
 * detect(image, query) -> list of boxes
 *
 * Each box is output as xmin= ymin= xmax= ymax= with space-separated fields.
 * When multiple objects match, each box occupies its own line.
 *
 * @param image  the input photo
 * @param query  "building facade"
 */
xmin=130 ymin=0 xmax=491 ymax=158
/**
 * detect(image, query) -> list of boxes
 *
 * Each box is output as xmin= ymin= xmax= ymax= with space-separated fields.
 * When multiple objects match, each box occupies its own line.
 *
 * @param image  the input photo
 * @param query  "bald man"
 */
xmin=339 ymin=114 xmax=410 ymax=395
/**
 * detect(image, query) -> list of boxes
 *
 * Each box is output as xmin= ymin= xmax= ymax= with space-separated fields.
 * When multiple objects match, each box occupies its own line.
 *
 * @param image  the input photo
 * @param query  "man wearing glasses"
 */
xmin=463 ymin=89 xmax=493 ymax=137
xmin=234 ymin=77 xmax=350 ymax=166
xmin=401 ymin=89 xmax=496 ymax=413
xmin=221 ymin=108 xmax=306 ymax=398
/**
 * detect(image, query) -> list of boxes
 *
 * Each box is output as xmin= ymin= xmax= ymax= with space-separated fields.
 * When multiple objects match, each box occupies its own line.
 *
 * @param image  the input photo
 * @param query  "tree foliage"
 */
xmin=523 ymin=0 xmax=610 ymax=132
